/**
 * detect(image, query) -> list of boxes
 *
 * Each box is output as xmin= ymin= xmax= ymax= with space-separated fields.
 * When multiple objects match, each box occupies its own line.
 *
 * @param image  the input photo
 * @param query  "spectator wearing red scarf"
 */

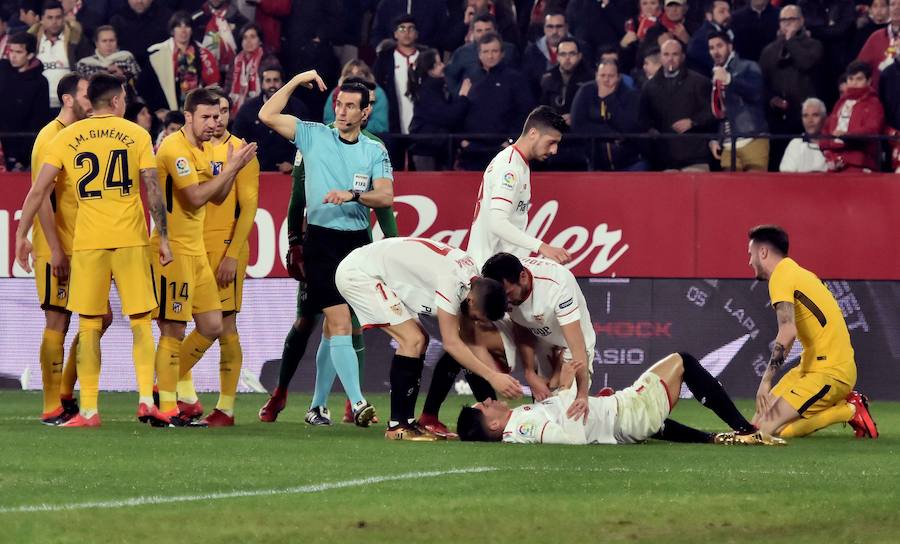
xmin=193 ymin=0 xmax=248 ymax=84
xmin=227 ymin=23 xmax=275 ymax=114
xmin=820 ymin=61 xmax=885 ymax=172
xmin=146 ymin=11 xmax=220 ymax=111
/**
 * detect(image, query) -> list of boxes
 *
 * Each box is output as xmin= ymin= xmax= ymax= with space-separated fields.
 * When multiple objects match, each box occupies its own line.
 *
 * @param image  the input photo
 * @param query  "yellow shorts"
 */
xmin=68 ymin=246 xmax=157 ymax=316
xmin=34 ymin=255 xmax=70 ymax=311
xmin=152 ymin=248 xmax=221 ymax=322
xmin=771 ymin=366 xmax=852 ymax=416
xmin=206 ymin=243 xmax=249 ymax=313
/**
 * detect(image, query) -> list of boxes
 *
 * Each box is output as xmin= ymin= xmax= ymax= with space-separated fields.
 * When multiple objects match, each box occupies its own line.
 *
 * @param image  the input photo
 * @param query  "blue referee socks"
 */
xmin=329 ymin=335 xmax=366 ymax=406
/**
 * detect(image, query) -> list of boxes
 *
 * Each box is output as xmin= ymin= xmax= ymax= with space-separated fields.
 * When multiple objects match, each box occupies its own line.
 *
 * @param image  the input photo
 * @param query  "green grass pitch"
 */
xmin=1 ymin=391 xmax=898 ymax=544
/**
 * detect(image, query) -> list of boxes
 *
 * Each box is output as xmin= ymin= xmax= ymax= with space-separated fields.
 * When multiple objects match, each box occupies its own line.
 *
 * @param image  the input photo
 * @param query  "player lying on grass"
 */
xmin=457 ymin=352 xmax=786 ymax=445
xmin=335 ymin=237 xmax=523 ymax=441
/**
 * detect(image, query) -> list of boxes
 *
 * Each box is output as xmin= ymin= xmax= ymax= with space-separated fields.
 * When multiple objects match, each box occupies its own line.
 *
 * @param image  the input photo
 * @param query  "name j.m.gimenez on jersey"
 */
xmin=67 ymin=129 xmax=137 ymax=151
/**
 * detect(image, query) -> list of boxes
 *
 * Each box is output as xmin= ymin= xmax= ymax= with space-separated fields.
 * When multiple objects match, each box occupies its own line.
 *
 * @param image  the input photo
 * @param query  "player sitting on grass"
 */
xmin=457 ymin=352 xmax=786 ymax=445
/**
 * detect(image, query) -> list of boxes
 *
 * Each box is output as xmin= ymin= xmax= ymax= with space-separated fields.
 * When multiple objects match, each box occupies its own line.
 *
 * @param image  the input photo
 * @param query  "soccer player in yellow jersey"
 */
xmin=16 ymin=73 xmax=173 ymax=427
xmin=748 ymin=225 xmax=878 ymax=439
xmin=29 ymin=73 xmax=111 ymax=425
xmin=174 ymin=89 xmax=260 ymax=426
xmin=151 ymin=88 xmax=257 ymax=425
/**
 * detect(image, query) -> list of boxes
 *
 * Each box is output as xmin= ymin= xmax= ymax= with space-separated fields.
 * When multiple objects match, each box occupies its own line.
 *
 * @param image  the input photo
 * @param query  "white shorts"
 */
xmin=335 ymin=254 xmax=413 ymax=329
xmin=612 ymin=371 xmax=672 ymax=444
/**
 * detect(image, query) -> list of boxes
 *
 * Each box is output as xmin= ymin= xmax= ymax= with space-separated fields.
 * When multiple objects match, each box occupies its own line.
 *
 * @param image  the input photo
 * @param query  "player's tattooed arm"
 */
xmin=142 ymin=168 xmax=168 ymax=237
xmin=770 ymin=301 xmax=797 ymax=368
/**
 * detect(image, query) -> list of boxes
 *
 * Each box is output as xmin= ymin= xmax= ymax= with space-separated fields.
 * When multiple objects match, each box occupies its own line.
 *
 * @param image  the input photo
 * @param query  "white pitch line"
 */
xmin=0 ymin=467 xmax=497 ymax=514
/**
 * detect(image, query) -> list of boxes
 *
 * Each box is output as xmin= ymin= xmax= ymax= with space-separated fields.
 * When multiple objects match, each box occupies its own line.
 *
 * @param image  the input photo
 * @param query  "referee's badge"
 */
xmin=353 ymin=173 xmax=370 ymax=191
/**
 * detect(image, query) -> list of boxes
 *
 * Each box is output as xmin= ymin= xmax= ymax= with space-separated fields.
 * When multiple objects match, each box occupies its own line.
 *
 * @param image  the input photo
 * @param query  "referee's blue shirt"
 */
xmin=293 ymin=120 xmax=394 ymax=231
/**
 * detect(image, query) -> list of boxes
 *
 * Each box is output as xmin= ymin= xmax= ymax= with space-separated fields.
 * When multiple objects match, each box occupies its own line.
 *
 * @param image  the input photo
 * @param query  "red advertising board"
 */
xmin=2 ymin=172 xmax=898 ymax=279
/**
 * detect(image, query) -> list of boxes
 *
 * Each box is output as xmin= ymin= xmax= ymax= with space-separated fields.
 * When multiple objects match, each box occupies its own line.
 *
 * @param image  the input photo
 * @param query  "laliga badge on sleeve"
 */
xmin=175 ymin=157 xmax=192 ymax=177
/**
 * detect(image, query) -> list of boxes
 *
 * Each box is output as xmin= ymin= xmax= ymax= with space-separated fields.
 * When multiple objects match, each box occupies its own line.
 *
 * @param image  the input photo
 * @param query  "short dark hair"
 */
xmin=845 ymin=60 xmax=872 ymax=80
xmin=163 ymin=110 xmax=185 ymax=126
xmin=597 ymin=44 xmax=620 ymax=58
xmin=87 ymin=73 xmax=125 ymax=107
xmin=259 ymin=62 xmax=284 ymax=79
xmin=94 ymin=25 xmax=116 ymax=41
xmin=557 ymin=37 xmax=579 ymax=52
xmin=481 ymin=252 xmax=525 ymax=284
xmin=707 ymin=29 xmax=732 ymax=45
xmin=124 ymin=99 xmax=149 ymax=122
xmin=470 ymin=277 xmax=507 ymax=321
xmin=748 ymin=225 xmax=789 ymax=256
xmin=239 ymin=22 xmax=264 ymax=43
xmin=472 ymin=12 xmax=497 ymax=27
xmin=343 ymin=76 xmax=376 ymax=91
xmin=393 ymin=13 xmax=416 ymax=29
xmin=8 ymin=31 xmax=37 ymax=54
xmin=544 ymin=9 xmax=566 ymax=20
xmin=205 ymin=85 xmax=232 ymax=108
xmin=168 ymin=11 xmax=192 ymax=33
xmin=705 ymin=0 xmax=730 ymax=13
xmin=457 ymin=406 xmax=493 ymax=442
xmin=477 ymin=31 xmax=503 ymax=51
xmin=184 ymin=87 xmax=221 ymax=113
xmin=57 ymin=72 xmax=83 ymax=105
xmin=40 ymin=0 xmax=62 ymax=16
xmin=522 ymin=105 xmax=568 ymax=135
xmin=338 ymin=81 xmax=371 ymax=109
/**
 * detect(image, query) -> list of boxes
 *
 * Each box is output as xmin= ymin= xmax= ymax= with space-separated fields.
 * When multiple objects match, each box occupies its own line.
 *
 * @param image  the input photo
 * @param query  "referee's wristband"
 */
xmin=349 ymin=190 xmax=362 ymax=202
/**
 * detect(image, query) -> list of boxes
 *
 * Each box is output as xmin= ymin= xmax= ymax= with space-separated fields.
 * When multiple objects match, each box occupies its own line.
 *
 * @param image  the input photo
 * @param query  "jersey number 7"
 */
xmin=75 ymin=149 xmax=134 ymax=199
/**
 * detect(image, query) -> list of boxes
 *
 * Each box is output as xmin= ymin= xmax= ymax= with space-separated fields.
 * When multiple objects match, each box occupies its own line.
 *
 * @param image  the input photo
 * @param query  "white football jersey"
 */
xmin=355 ymin=237 xmax=479 ymax=316
xmin=467 ymin=146 xmax=536 ymax=266
xmin=502 ymin=386 xmax=617 ymax=445
xmin=509 ymin=257 xmax=596 ymax=358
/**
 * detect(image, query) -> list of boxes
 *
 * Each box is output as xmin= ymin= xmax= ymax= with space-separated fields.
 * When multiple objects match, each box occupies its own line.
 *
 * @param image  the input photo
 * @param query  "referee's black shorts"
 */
xmin=302 ymin=224 xmax=371 ymax=313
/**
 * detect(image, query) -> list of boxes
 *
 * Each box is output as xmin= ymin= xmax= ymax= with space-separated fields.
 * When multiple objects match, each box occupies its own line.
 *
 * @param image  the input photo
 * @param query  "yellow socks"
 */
xmin=39 ymin=329 xmax=65 ymax=415
xmin=216 ymin=334 xmax=242 ymax=414
xmin=60 ymin=333 xmax=79 ymax=400
xmin=178 ymin=331 xmax=214 ymax=403
xmin=155 ymin=336 xmax=181 ymax=412
xmin=779 ymin=402 xmax=855 ymax=437
xmin=177 ymin=371 xmax=198 ymax=404
xmin=76 ymin=317 xmax=103 ymax=415
xmin=130 ymin=314 xmax=155 ymax=404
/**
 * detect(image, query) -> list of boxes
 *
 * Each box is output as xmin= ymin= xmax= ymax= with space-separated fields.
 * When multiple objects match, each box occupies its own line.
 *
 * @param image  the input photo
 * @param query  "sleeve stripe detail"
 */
xmin=533 ymin=275 xmax=560 ymax=285
xmin=491 ymin=197 xmax=513 ymax=204
xmin=435 ymin=291 xmax=452 ymax=304
xmin=539 ymin=421 xmax=550 ymax=443
xmin=557 ymin=307 xmax=579 ymax=318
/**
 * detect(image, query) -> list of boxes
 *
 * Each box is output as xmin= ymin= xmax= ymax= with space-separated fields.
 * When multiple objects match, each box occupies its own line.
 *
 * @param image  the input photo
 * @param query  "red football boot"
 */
xmin=202 ymin=409 xmax=235 ymax=427
xmin=846 ymin=391 xmax=878 ymax=439
xmin=418 ymin=413 xmax=458 ymax=440
xmin=137 ymin=403 xmax=172 ymax=427
xmin=177 ymin=399 xmax=204 ymax=421
xmin=259 ymin=393 xmax=286 ymax=422
xmin=60 ymin=413 xmax=101 ymax=427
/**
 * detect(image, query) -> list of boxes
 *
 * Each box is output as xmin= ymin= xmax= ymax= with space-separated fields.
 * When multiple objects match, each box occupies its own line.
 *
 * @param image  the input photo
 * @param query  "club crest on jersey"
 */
xmin=57 ymin=287 xmax=66 ymax=300
xmin=517 ymin=423 xmax=536 ymax=437
xmin=390 ymin=303 xmax=403 ymax=316
xmin=501 ymin=171 xmax=516 ymax=189
xmin=175 ymin=157 xmax=191 ymax=176
xmin=172 ymin=302 xmax=183 ymax=313
xmin=211 ymin=161 xmax=223 ymax=175
xmin=533 ymin=314 xmax=544 ymax=323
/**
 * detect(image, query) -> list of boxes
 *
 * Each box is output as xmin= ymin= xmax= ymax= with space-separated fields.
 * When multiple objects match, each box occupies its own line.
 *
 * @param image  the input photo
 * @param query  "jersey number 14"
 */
xmin=75 ymin=149 xmax=134 ymax=199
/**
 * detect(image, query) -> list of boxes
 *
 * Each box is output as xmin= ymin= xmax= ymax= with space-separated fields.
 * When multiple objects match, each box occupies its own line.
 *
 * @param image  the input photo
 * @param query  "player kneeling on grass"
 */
xmin=457 ymin=352 xmax=786 ymax=446
xmin=336 ymin=237 xmax=523 ymax=441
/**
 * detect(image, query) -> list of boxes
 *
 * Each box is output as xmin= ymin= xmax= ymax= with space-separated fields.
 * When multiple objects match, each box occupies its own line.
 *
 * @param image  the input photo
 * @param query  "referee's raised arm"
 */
xmin=258 ymin=70 xmax=327 ymax=141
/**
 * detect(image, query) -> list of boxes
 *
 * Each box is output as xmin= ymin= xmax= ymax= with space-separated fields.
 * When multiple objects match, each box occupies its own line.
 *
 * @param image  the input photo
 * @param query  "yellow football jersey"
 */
xmin=204 ymin=133 xmax=260 ymax=258
xmin=153 ymin=129 xmax=214 ymax=256
xmin=31 ymin=118 xmax=78 ymax=257
xmin=768 ymin=257 xmax=856 ymax=384
xmin=42 ymin=114 xmax=156 ymax=250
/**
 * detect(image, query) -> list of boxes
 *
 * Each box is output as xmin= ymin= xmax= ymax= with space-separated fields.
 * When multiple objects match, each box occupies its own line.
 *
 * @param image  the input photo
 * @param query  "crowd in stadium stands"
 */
xmin=1 ymin=0 xmax=899 ymax=172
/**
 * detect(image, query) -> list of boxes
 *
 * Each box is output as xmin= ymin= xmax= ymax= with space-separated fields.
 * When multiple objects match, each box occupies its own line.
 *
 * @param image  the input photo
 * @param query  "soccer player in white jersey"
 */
xmin=457 ymin=352 xmax=785 ymax=446
xmin=335 ymin=237 xmax=523 ymax=441
xmin=481 ymin=252 xmax=596 ymax=418
xmin=467 ymin=106 xmax=572 ymax=267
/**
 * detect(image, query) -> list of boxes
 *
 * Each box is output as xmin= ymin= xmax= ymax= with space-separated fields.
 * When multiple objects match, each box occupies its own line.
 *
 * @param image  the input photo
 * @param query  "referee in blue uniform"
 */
xmin=259 ymin=70 xmax=394 ymax=427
